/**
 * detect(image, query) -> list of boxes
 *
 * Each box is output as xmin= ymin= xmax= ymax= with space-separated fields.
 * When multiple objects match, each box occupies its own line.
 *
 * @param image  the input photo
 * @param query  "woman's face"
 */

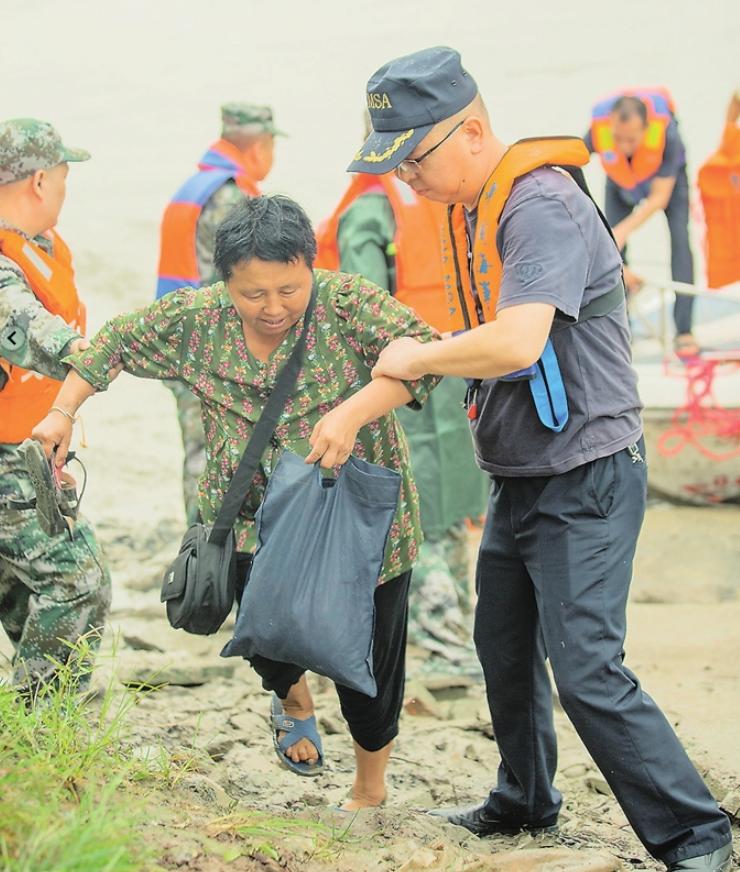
xmin=227 ymin=257 xmax=313 ymax=340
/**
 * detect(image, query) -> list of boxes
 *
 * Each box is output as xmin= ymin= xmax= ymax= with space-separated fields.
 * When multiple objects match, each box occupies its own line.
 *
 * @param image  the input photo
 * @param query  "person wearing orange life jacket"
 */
xmin=697 ymin=90 xmax=740 ymax=289
xmin=360 ymin=48 xmax=732 ymax=871
xmin=316 ymin=170 xmax=489 ymax=676
xmin=584 ymin=90 xmax=698 ymax=355
xmin=0 ymin=118 xmax=110 ymax=694
xmin=156 ymin=102 xmax=286 ymax=524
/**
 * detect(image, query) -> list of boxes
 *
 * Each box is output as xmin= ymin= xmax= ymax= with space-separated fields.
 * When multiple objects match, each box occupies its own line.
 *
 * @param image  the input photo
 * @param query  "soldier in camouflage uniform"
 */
xmin=157 ymin=103 xmax=285 ymax=523
xmin=0 ymin=118 xmax=111 ymax=692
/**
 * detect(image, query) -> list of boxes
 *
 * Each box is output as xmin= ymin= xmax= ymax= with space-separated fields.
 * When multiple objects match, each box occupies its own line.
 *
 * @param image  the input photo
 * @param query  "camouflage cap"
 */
xmin=0 ymin=118 xmax=90 ymax=185
xmin=220 ymin=102 xmax=287 ymax=138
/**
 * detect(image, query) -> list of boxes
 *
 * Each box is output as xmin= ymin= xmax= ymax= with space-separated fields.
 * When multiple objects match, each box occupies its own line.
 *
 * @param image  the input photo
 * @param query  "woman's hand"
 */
xmin=306 ymin=404 xmax=362 ymax=469
xmin=31 ymin=410 xmax=74 ymax=466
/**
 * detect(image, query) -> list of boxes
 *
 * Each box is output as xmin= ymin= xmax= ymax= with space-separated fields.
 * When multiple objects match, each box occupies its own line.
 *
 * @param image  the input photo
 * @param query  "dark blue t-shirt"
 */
xmin=469 ymin=167 xmax=642 ymax=476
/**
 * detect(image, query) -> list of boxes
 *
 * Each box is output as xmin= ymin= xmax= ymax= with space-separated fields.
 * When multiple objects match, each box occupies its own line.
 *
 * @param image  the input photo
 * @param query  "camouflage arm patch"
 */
xmin=195 ymin=181 xmax=247 ymax=284
xmin=0 ymin=267 xmax=80 ymax=381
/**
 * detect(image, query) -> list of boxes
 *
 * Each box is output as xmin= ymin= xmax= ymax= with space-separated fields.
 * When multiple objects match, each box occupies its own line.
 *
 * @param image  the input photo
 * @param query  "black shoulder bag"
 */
xmin=160 ymin=289 xmax=316 ymax=635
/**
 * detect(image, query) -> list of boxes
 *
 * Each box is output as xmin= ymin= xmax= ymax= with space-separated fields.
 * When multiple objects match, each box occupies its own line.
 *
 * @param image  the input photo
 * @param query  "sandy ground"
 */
xmin=2 ymin=2 xmax=739 ymax=866
xmin=3 ymin=393 xmax=739 ymax=870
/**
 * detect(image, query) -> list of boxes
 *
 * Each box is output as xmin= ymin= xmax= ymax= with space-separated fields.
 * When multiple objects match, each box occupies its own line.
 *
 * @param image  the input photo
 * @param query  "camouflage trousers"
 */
xmin=0 ymin=444 xmax=111 ymax=688
xmin=407 ymin=521 xmax=480 ymax=675
xmin=165 ymin=380 xmax=205 ymax=525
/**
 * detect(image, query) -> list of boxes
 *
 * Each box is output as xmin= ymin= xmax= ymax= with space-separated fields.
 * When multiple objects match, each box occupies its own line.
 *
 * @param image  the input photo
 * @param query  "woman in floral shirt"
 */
xmin=32 ymin=195 xmax=438 ymax=811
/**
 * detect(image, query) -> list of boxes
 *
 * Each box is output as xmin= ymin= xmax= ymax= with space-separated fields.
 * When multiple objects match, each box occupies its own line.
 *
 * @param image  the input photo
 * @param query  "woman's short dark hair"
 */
xmin=214 ymin=194 xmax=317 ymax=280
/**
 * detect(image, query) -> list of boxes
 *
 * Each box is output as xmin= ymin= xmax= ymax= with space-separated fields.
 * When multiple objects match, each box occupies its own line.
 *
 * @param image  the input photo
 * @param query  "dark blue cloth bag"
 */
xmin=221 ymin=450 xmax=401 ymax=697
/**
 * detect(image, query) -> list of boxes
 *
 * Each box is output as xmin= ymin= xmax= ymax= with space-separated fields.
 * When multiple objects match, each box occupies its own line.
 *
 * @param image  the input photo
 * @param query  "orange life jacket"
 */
xmin=440 ymin=137 xmax=591 ymax=333
xmin=0 ymin=229 xmax=86 ymax=443
xmin=315 ymin=173 xmax=449 ymax=329
xmin=698 ymin=122 xmax=740 ymax=288
xmin=590 ymin=88 xmax=675 ymax=192
xmin=156 ymin=139 xmax=260 ymax=298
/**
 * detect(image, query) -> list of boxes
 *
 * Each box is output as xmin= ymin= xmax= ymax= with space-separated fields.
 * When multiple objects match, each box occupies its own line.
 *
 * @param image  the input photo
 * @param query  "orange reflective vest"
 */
xmin=156 ymin=139 xmax=260 ymax=298
xmin=698 ymin=122 xmax=740 ymax=288
xmin=590 ymin=88 xmax=675 ymax=192
xmin=440 ymin=137 xmax=592 ymax=333
xmin=315 ymin=173 xmax=449 ymax=329
xmin=0 ymin=229 xmax=85 ymax=443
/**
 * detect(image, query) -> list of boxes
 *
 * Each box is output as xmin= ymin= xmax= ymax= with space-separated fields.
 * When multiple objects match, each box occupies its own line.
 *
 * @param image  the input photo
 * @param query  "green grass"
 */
xmin=0 ymin=636 xmax=375 ymax=872
xmin=0 ymin=633 xmax=147 ymax=872
xmin=205 ymin=809 xmax=364 ymax=864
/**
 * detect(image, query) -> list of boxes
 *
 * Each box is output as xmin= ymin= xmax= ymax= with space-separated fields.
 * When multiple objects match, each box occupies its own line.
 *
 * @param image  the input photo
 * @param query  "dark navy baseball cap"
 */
xmin=348 ymin=46 xmax=478 ymax=175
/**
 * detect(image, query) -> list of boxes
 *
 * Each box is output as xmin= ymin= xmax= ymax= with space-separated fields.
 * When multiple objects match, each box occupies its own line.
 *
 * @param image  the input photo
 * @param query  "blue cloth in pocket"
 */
xmin=221 ymin=451 xmax=401 ymax=697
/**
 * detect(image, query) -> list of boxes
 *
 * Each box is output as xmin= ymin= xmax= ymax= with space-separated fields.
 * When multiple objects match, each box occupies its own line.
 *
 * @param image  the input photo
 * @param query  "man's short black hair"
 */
xmin=611 ymin=95 xmax=648 ymax=126
xmin=214 ymin=194 xmax=317 ymax=280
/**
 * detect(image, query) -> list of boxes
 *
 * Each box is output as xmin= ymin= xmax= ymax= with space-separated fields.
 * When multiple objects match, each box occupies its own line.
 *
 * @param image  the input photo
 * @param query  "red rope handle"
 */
xmin=657 ymin=358 xmax=740 ymax=461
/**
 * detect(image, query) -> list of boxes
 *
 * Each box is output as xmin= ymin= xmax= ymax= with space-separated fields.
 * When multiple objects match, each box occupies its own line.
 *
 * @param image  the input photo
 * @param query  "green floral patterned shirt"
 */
xmin=66 ymin=269 xmax=438 ymax=582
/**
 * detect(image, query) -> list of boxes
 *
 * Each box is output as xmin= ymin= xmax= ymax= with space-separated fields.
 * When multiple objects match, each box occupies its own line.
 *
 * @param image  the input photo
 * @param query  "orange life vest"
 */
xmin=156 ymin=139 xmax=260 ymax=298
xmin=590 ymin=88 xmax=675 ymax=192
xmin=315 ymin=173 xmax=449 ymax=329
xmin=0 ymin=229 xmax=86 ymax=443
xmin=440 ymin=137 xmax=591 ymax=333
xmin=698 ymin=122 xmax=740 ymax=288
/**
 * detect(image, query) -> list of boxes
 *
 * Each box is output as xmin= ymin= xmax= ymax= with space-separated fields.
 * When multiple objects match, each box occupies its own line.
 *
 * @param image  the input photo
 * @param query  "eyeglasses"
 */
xmin=395 ymin=120 xmax=465 ymax=179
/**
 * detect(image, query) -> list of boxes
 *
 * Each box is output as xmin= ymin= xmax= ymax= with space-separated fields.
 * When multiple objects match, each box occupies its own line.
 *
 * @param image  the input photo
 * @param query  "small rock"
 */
xmin=319 ymin=714 xmax=345 ymax=735
xmin=169 ymin=848 xmax=198 ymax=867
xmin=122 ymin=633 xmax=164 ymax=652
xmin=464 ymin=743 xmax=482 ymax=763
xmin=229 ymin=710 xmax=267 ymax=737
xmin=585 ymin=775 xmax=613 ymax=797
xmin=404 ymin=680 xmax=445 ymax=719
xmin=129 ymin=744 xmax=166 ymax=771
xmin=198 ymin=731 xmax=239 ymax=760
xmin=560 ymin=762 xmax=590 ymax=778
xmin=399 ymin=844 xmax=448 ymax=870
xmin=117 ymin=651 xmax=236 ymax=687
xmin=178 ymin=773 xmax=231 ymax=808
xmin=481 ymin=847 xmax=620 ymax=871
xmin=720 ymin=789 xmax=740 ymax=821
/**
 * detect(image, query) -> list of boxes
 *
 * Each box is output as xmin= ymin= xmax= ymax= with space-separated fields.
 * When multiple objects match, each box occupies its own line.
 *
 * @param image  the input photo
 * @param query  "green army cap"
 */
xmin=0 ymin=118 xmax=90 ymax=185
xmin=220 ymin=102 xmax=287 ymax=138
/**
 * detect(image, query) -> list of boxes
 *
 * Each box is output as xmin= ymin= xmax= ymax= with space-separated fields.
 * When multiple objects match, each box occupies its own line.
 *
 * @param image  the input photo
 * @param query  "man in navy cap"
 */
xmin=361 ymin=46 xmax=732 ymax=872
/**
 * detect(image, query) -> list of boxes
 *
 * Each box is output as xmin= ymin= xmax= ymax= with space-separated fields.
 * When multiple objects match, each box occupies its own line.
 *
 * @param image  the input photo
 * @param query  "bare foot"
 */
xmin=339 ymin=788 xmax=387 ymax=811
xmin=278 ymin=676 xmax=320 ymax=766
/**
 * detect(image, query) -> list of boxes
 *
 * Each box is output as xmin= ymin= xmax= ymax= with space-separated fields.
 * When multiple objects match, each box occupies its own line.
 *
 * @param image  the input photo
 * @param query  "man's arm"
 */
xmin=611 ymin=175 xmax=676 ymax=249
xmin=372 ymin=302 xmax=554 ymax=381
xmin=0 ymin=267 xmax=83 ymax=380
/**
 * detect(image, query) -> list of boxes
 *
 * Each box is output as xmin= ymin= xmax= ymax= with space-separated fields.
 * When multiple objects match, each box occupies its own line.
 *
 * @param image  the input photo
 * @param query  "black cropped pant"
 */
xmin=235 ymin=553 xmax=410 ymax=752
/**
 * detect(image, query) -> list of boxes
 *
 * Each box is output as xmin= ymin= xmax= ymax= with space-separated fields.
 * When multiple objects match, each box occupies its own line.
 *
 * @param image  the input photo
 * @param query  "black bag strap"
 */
xmin=208 ymin=286 xmax=317 ymax=546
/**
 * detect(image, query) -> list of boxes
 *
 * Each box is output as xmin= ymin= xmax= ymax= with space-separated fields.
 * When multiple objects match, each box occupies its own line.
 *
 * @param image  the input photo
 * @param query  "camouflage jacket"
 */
xmin=195 ymin=181 xmax=248 ymax=285
xmin=0 ymin=221 xmax=81 ymax=388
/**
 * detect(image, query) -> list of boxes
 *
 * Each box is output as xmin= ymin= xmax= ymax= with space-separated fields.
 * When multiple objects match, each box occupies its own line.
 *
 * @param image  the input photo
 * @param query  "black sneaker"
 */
xmin=667 ymin=842 xmax=733 ymax=871
xmin=428 ymin=802 xmax=559 ymax=837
